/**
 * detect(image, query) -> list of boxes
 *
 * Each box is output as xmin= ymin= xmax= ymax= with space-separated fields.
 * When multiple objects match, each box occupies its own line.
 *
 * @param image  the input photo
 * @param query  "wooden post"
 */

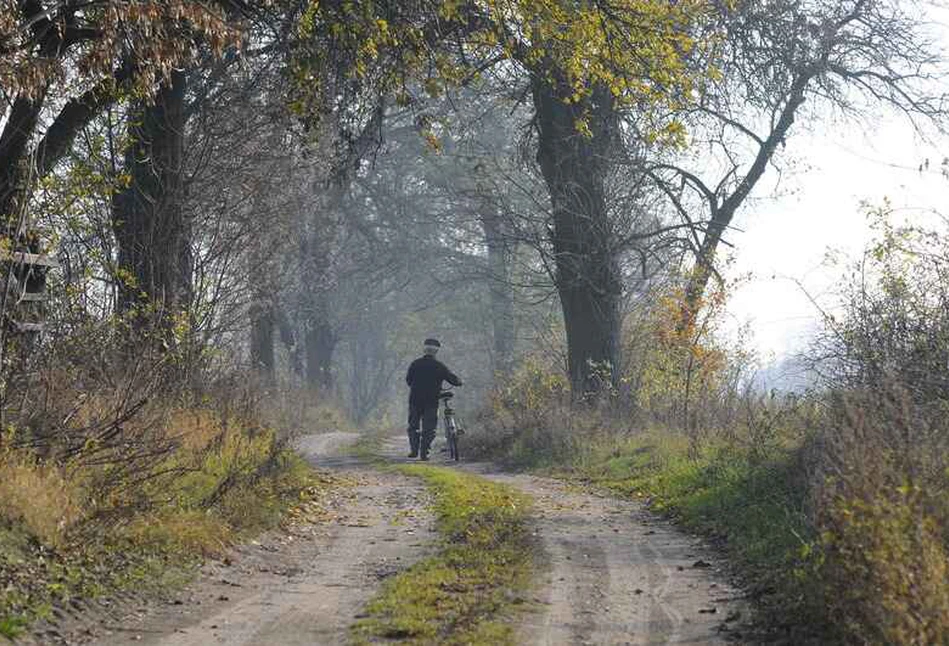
xmin=2 ymin=251 xmax=58 ymax=336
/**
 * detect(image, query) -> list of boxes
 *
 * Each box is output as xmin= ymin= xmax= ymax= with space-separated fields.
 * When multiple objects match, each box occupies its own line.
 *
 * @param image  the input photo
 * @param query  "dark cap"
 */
xmin=423 ymin=338 xmax=441 ymax=347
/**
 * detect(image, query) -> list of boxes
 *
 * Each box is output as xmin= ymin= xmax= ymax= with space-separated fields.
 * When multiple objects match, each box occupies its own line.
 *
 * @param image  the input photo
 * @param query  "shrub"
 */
xmin=0 ymin=317 xmax=337 ymax=631
xmin=471 ymin=208 xmax=949 ymax=644
xmin=820 ymin=487 xmax=949 ymax=645
xmin=467 ymin=357 xmax=577 ymax=467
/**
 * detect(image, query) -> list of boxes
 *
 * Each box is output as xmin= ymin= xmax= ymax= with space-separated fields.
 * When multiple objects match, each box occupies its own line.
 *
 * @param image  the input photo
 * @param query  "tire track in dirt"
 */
xmin=461 ymin=468 xmax=745 ymax=645
xmin=43 ymin=431 xmax=746 ymax=646
xmin=376 ymin=430 xmax=747 ymax=645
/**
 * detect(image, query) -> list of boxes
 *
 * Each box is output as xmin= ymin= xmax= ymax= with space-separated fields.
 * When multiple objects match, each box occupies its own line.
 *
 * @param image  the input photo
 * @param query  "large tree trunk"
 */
xmin=112 ymin=71 xmax=192 ymax=320
xmin=480 ymin=211 xmax=516 ymax=377
xmin=0 ymin=96 xmax=45 ymax=227
xmin=532 ymin=76 xmax=622 ymax=394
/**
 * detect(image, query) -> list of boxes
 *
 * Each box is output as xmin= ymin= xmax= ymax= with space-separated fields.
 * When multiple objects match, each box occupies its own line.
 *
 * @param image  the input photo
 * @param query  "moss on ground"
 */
xmin=352 ymin=465 xmax=536 ymax=646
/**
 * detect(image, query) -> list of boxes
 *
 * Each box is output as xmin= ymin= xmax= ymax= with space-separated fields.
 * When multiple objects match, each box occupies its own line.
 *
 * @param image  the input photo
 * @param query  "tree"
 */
xmin=643 ymin=0 xmax=948 ymax=324
xmin=112 ymin=72 xmax=193 ymax=318
xmin=0 ymin=1 xmax=241 ymax=231
xmin=295 ymin=0 xmax=719 ymax=393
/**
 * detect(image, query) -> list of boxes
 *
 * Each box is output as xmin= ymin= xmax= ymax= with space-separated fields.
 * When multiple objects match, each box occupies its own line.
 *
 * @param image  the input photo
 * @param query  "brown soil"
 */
xmin=483 ymin=472 xmax=745 ymax=645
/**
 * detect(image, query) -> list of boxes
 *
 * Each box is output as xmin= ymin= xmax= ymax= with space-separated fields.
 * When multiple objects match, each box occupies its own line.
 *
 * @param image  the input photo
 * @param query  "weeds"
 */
xmin=352 ymin=465 xmax=535 ymax=645
xmin=0 ymin=322 xmax=345 ymax=635
xmin=468 ymin=214 xmax=949 ymax=644
xmin=0 ymin=404 xmax=327 ymax=633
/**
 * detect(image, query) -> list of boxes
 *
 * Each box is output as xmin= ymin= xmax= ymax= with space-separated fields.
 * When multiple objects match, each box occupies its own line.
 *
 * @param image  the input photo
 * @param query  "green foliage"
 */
xmin=293 ymin=0 xmax=720 ymax=143
xmin=0 ymin=614 xmax=27 ymax=638
xmin=352 ymin=465 xmax=535 ymax=645
xmin=571 ymin=431 xmax=812 ymax=592
xmin=803 ymin=208 xmax=949 ymax=643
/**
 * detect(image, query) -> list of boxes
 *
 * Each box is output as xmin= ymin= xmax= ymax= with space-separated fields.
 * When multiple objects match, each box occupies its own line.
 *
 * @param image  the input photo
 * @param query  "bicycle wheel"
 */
xmin=448 ymin=432 xmax=459 ymax=461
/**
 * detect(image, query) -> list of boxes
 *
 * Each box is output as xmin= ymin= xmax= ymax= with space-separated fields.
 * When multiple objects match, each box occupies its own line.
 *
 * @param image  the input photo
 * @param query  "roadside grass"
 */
xmin=352 ymin=465 xmax=536 ymax=646
xmin=0 ymin=413 xmax=342 ymax=640
xmin=570 ymin=433 xmax=811 ymax=586
xmin=471 ymin=424 xmax=817 ymax=636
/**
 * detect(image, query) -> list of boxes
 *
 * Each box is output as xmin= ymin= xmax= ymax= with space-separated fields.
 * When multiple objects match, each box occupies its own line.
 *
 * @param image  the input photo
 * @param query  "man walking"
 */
xmin=405 ymin=338 xmax=462 ymax=460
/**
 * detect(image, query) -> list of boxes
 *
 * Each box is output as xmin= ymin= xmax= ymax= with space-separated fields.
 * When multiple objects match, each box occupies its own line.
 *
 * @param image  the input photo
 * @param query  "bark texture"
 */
xmin=112 ymin=71 xmax=193 ymax=319
xmin=532 ymin=76 xmax=621 ymax=393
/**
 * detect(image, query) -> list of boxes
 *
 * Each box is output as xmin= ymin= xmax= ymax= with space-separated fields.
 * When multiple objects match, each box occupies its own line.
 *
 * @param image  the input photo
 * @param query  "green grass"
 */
xmin=352 ymin=465 xmax=536 ymax=645
xmin=0 ymin=614 xmax=27 ymax=639
xmin=572 ymin=434 xmax=812 ymax=577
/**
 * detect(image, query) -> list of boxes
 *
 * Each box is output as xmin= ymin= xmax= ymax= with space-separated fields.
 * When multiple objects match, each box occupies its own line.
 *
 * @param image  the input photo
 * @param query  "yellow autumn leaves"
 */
xmin=299 ymin=0 xmax=721 ymax=140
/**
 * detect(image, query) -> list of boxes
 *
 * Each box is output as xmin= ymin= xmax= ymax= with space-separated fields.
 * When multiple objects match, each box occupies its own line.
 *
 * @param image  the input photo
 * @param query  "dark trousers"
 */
xmin=407 ymin=403 xmax=438 ymax=456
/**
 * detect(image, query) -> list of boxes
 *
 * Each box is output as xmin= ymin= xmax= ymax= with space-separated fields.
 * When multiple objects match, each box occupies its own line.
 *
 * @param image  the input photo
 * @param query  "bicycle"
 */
xmin=438 ymin=388 xmax=463 ymax=461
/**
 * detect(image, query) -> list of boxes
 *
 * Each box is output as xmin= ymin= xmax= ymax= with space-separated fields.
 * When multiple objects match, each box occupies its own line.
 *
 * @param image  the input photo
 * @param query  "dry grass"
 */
xmin=470 ymin=357 xmax=949 ymax=644
xmin=821 ymin=488 xmax=949 ymax=645
xmin=122 ymin=510 xmax=235 ymax=558
xmin=0 ymin=453 xmax=83 ymax=548
xmin=0 ymin=360 xmax=346 ymax=636
xmin=807 ymin=384 xmax=949 ymax=645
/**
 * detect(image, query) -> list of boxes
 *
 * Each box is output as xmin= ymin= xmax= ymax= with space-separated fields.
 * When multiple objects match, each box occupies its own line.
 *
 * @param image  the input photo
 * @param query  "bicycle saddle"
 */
xmin=438 ymin=391 xmax=454 ymax=400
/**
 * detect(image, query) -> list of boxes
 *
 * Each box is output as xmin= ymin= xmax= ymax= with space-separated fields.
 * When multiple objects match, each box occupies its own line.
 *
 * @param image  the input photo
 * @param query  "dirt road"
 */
xmin=483 ymin=472 xmax=743 ymax=645
xmin=396 ymin=435 xmax=744 ymax=645
xmin=61 ymin=432 xmax=437 ymax=646
xmin=36 ymin=432 xmax=743 ymax=645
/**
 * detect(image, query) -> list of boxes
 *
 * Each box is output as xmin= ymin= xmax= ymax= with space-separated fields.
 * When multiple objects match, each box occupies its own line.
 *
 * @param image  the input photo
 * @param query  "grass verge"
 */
xmin=573 ymin=434 xmax=809 ymax=575
xmin=352 ymin=465 xmax=535 ymax=646
xmin=0 ymin=424 xmax=342 ymax=641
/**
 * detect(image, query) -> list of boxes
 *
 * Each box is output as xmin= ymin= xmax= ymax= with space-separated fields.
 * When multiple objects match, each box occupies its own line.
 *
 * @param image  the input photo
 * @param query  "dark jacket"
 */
xmin=406 ymin=355 xmax=462 ymax=408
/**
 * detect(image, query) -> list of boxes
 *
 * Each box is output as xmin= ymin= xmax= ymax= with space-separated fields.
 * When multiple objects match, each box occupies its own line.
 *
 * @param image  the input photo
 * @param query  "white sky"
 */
xmin=723 ymin=3 xmax=949 ymax=363
xmin=725 ymin=112 xmax=949 ymax=361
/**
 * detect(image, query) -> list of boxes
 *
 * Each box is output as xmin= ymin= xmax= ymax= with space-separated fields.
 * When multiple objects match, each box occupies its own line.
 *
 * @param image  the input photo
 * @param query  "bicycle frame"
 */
xmin=443 ymin=398 xmax=457 ymax=432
